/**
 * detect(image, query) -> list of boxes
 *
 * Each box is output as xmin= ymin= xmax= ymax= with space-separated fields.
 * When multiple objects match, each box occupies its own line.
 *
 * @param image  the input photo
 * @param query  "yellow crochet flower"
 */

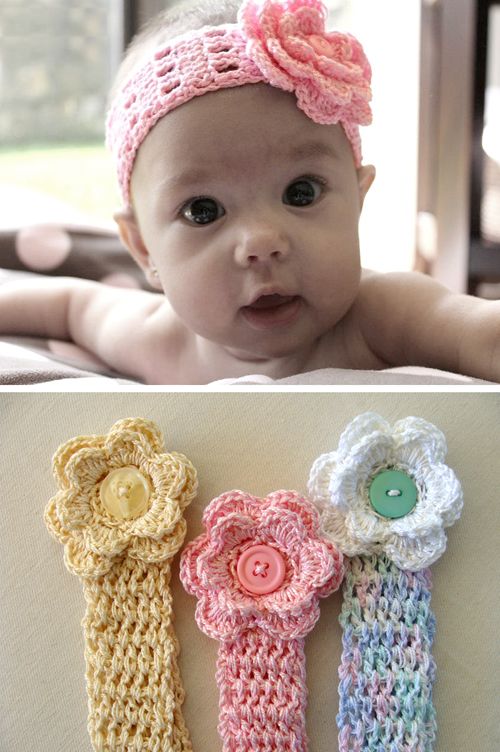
xmin=45 ymin=417 xmax=197 ymax=577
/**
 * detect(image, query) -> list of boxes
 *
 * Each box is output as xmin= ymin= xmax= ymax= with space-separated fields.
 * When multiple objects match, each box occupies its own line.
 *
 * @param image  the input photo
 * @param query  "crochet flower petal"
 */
xmin=64 ymin=447 xmax=111 ymax=494
xmin=208 ymin=513 xmax=258 ymax=556
xmin=57 ymin=488 xmax=95 ymax=532
xmin=257 ymin=510 xmax=309 ymax=556
xmin=129 ymin=517 xmax=187 ymax=563
xmin=63 ymin=535 xmax=115 ymax=577
xmin=52 ymin=434 xmax=104 ymax=490
xmin=86 ymin=521 xmax=132 ymax=559
xmin=297 ymin=537 xmax=343 ymax=592
xmin=393 ymin=417 xmax=447 ymax=464
xmin=337 ymin=412 xmax=391 ymax=457
xmin=202 ymin=490 xmax=263 ymax=531
xmin=417 ymin=464 xmax=463 ymax=527
xmin=384 ymin=526 xmax=448 ymax=571
xmin=44 ymin=492 xmax=70 ymax=543
xmin=344 ymin=504 xmax=388 ymax=549
xmin=320 ymin=505 xmax=367 ymax=557
xmin=316 ymin=540 xmax=345 ymax=597
xmin=180 ymin=536 xmax=211 ymax=596
xmin=388 ymin=505 xmax=442 ymax=539
xmin=265 ymin=490 xmax=320 ymax=535
xmin=155 ymin=452 xmax=198 ymax=509
xmin=195 ymin=595 xmax=251 ymax=640
xmin=131 ymin=485 xmax=184 ymax=538
xmin=307 ymin=450 xmax=339 ymax=510
xmin=262 ymin=599 xmax=321 ymax=639
xmin=106 ymin=417 xmax=165 ymax=459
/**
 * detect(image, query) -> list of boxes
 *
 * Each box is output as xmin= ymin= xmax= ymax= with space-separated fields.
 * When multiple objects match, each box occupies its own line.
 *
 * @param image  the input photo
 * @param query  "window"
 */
xmin=0 ymin=0 xmax=123 ymax=227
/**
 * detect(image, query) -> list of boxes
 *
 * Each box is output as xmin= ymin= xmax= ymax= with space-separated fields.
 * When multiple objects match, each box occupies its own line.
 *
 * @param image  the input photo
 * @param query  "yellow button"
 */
xmin=100 ymin=467 xmax=150 ymax=520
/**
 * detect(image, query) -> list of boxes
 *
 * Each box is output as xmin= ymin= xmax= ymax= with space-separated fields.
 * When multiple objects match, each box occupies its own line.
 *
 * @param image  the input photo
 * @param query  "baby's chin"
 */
xmin=217 ymin=319 xmax=334 ymax=364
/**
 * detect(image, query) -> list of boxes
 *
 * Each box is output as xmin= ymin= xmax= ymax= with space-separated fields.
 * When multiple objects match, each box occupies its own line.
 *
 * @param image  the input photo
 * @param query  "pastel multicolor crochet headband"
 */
xmin=106 ymin=0 xmax=372 ymax=206
xmin=308 ymin=413 xmax=463 ymax=752
xmin=44 ymin=418 xmax=198 ymax=751
xmin=180 ymin=490 xmax=344 ymax=751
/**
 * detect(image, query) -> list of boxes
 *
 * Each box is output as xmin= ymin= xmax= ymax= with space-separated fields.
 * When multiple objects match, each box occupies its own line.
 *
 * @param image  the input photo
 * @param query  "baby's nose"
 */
xmin=234 ymin=224 xmax=291 ymax=267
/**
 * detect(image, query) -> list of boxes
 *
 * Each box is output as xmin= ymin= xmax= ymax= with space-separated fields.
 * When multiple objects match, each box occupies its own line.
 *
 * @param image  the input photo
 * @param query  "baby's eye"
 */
xmin=283 ymin=177 xmax=324 ymax=207
xmin=180 ymin=197 xmax=225 ymax=225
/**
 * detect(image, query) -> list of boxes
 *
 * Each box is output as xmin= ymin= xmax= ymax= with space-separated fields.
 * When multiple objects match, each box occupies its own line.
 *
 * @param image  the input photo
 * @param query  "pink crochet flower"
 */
xmin=180 ymin=490 xmax=344 ymax=641
xmin=239 ymin=0 xmax=372 ymax=126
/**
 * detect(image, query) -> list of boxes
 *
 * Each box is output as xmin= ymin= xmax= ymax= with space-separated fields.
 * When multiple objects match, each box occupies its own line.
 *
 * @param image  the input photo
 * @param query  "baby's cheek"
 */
xmin=161 ymin=269 xmax=231 ymax=335
xmin=311 ymin=249 xmax=360 ymax=306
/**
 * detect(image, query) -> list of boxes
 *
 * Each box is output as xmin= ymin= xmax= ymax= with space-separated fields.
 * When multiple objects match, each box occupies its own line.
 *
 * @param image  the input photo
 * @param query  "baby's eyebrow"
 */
xmin=162 ymin=167 xmax=213 ymax=191
xmin=286 ymin=140 xmax=339 ymax=162
xmin=162 ymin=140 xmax=338 ymax=191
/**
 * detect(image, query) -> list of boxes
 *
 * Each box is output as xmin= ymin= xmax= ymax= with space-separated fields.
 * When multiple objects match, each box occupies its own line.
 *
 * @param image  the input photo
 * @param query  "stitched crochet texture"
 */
xmin=180 ymin=489 xmax=344 ymax=752
xmin=338 ymin=556 xmax=436 ymax=752
xmin=45 ymin=418 xmax=197 ymax=752
xmin=106 ymin=0 xmax=372 ymax=206
xmin=307 ymin=413 xmax=463 ymax=752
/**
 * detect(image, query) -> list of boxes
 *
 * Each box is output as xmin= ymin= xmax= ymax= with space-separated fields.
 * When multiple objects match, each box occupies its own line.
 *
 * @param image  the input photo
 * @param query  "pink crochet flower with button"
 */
xmin=238 ymin=0 xmax=372 ymax=126
xmin=180 ymin=489 xmax=344 ymax=641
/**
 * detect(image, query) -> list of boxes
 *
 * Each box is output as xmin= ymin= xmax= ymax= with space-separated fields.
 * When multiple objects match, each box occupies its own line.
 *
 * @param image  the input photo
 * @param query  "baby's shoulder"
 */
xmin=318 ymin=270 xmax=430 ymax=371
xmin=72 ymin=285 xmax=191 ymax=383
xmin=123 ymin=293 xmax=194 ymax=382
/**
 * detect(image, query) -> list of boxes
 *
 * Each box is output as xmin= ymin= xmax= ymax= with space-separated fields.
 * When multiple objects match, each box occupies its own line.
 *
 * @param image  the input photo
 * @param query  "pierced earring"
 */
xmin=150 ymin=266 xmax=159 ymax=278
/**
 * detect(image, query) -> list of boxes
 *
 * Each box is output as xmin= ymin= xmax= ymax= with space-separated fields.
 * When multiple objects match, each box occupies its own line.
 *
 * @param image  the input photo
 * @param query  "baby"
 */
xmin=1 ymin=0 xmax=499 ymax=384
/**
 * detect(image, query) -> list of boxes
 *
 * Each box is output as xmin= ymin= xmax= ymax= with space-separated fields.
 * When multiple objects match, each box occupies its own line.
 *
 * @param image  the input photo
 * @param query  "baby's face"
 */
xmin=127 ymin=84 xmax=373 ymax=361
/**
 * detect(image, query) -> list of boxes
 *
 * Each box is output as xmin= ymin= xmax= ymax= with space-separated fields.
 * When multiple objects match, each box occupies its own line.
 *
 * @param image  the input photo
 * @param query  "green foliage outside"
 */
xmin=0 ymin=143 xmax=119 ymax=222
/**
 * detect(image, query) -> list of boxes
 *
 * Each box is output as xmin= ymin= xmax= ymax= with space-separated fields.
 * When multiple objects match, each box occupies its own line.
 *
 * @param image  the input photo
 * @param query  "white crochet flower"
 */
xmin=308 ymin=413 xmax=463 ymax=570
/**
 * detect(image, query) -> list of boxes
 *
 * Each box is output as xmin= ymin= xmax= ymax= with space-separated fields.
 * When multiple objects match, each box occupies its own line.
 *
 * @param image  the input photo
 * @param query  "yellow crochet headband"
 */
xmin=44 ymin=418 xmax=197 ymax=751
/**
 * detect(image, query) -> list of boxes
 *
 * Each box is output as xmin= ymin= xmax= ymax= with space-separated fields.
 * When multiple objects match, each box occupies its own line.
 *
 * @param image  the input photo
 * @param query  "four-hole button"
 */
xmin=237 ymin=544 xmax=286 ymax=595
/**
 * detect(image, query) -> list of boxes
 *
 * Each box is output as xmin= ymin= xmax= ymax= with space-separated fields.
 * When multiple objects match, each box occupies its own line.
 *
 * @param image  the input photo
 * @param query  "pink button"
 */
xmin=236 ymin=544 xmax=286 ymax=595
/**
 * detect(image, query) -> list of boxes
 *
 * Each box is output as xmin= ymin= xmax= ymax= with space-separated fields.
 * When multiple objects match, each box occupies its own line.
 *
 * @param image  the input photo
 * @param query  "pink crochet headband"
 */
xmin=180 ymin=489 xmax=344 ymax=751
xmin=107 ymin=0 xmax=372 ymax=207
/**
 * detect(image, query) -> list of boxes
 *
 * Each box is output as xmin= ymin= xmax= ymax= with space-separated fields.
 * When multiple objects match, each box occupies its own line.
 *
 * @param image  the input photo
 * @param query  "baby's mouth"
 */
xmin=241 ymin=294 xmax=302 ymax=330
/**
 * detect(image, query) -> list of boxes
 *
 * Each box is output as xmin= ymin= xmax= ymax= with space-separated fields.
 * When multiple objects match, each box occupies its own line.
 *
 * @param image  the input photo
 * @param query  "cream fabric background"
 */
xmin=1 ymin=392 xmax=499 ymax=752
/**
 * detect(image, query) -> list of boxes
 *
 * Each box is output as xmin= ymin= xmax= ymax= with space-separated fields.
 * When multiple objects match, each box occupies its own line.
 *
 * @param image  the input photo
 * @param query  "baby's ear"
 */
xmin=113 ymin=209 xmax=162 ymax=290
xmin=356 ymin=165 xmax=376 ymax=211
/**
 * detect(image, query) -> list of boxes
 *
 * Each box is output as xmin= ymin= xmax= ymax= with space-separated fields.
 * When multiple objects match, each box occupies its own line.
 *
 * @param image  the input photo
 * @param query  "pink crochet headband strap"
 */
xmin=180 ymin=489 xmax=344 ymax=751
xmin=107 ymin=0 xmax=372 ymax=206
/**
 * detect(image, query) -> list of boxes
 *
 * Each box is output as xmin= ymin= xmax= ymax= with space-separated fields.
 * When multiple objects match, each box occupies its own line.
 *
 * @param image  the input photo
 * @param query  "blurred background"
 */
xmin=0 ymin=0 xmax=498 ymax=294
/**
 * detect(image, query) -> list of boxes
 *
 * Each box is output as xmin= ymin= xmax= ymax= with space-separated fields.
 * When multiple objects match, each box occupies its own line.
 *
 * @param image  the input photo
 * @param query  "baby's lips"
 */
xmin=240 ymin=295 xmax=303 ymax=329
xmin=245 ymin=293 xmax=297 ymax=310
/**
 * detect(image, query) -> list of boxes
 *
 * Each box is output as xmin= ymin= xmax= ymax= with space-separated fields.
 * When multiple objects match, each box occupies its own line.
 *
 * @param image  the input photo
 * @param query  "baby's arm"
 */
xmin=0 ymin=277 xmax=167 ymax=381
xmin=354 ymin=271 xmax=500 ymax=382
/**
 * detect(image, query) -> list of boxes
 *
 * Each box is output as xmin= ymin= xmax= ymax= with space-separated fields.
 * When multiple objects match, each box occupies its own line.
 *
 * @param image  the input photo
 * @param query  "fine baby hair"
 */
xmin=107 ymin=0 xmax=372 ymax=207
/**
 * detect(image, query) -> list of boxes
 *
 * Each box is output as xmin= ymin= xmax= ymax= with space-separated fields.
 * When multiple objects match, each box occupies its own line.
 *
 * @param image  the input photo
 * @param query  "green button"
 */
xmin=369 ymin=470 xmax=417 ymax=518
